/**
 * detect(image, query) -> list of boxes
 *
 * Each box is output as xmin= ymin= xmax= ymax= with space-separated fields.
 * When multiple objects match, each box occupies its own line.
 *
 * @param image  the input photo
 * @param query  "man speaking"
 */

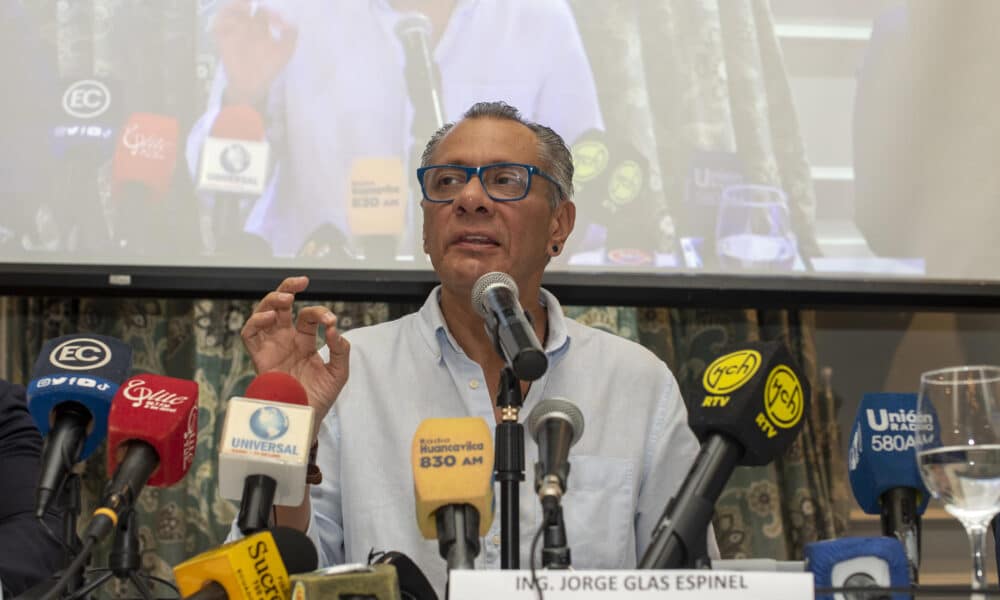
xmin=237 ymin=102 xmax=715 ymax=593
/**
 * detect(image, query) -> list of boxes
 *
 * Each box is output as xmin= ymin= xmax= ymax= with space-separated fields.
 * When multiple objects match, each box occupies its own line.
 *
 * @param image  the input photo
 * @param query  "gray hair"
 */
xmin=419 ymin=101 xmax=574 ymax=209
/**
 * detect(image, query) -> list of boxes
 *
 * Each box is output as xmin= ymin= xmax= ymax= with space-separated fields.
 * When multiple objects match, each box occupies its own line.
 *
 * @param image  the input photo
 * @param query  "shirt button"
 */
xmin=492 ymin=534 xmax=501 ymax=545
xmin=469 ymin=379 xmax=480 ymax=389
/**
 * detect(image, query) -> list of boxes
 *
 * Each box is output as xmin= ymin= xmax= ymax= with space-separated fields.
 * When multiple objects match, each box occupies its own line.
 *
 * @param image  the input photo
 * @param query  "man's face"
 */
xmin=420 ymin=117 xmax=574 ymax=294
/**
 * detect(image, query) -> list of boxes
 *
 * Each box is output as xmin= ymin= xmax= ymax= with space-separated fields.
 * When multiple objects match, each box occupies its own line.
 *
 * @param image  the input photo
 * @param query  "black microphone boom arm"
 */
xmin=639 ymin=435 xmax=742 ymax=569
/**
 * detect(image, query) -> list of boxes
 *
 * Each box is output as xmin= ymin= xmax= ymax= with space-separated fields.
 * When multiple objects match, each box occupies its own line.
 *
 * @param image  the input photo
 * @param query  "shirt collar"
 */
xmin=416 ymin=285 xmax=571 ymax=362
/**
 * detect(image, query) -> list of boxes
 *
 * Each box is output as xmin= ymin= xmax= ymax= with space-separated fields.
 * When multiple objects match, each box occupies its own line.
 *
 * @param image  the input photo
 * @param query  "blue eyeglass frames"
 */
xmin=416 ymin=162 xmax=564 ymax=203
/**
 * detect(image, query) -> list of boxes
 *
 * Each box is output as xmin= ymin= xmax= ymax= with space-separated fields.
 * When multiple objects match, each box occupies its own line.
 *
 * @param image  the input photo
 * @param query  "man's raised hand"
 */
xmin=241 ymin=276 xmax=349 ymax=423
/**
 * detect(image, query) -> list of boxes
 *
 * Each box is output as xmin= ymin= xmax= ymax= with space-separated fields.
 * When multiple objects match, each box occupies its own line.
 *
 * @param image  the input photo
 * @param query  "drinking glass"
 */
xmin=715 ymin=184 xmax=797 ymax=271
xmin=916 ymin=365 xmax=1000 ymax=593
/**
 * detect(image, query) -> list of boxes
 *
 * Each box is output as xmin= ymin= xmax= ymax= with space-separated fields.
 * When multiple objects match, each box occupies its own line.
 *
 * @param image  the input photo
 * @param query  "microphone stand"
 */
xmin=397 ymin=12 xmax=444 ymax=265
xmin=237 ymin=474 xmax=277 ymax=535
xmin=639 ymin=436 xmax=739 ymax=569
xmin=67 ymin=508 xmax=179 ymax=600
xmin=494 ymin=366 xmax=525 ymax=569
xmin=62 ymin=472 xmax=85 ymax=596
xmin=541 ymin=505 xmax=571 ymax=569
xmin=18 ymin=476 xmax=86 ymax=600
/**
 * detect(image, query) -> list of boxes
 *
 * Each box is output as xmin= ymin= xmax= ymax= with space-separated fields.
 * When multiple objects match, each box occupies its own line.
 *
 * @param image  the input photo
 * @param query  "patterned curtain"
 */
xmin=0 ymin=0 xmax=849 ymax=592
xmin=568 ymin=0 xmax=849 ymax=558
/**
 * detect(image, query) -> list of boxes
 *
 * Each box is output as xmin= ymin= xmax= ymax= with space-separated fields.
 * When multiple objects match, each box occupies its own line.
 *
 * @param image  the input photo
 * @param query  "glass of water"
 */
xmin=715 ymin=184 xmax=797 ymax=271
xmin=916 ymin=365 xmax=1000 ymax=592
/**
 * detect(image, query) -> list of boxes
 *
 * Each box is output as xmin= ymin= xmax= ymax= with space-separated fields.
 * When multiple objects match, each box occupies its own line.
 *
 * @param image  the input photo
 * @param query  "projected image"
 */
xmin=1 ymin=0 xmax=997 ymax=284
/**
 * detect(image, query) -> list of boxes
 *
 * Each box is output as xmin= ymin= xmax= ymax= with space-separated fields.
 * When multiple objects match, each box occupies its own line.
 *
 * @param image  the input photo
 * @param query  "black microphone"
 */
xmin=639 ymin=341 xmax=810 ymax=569
xmin=82 ymin=375 xmax=199 ymax=543
xmin=471 ymin=272 xmax=547 ymax=381
xmin=44 ymin=78 xmax=120 ymax=254
xmin=527 ymin=398 xmax=584 ymax=512
xmin=394 ymin=12 xmax=445 ymax=136
xmin=27 ymin=334 xmax=133 ymax=518
xmin=372 ymin=551 xmax=439 ymax=600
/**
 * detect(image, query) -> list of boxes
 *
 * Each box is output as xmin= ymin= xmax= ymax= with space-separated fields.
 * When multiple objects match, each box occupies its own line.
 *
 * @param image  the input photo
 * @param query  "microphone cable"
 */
xmin=528 ymin=506 xmax=554 ymax=600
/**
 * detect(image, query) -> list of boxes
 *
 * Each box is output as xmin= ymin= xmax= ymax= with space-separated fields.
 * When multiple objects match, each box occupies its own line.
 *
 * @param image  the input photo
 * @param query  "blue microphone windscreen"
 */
xmin=27 ymin=334 xmax=132 ymax=459
xmin=805 ymin=536 xmax=909 ymax=591
xmin=848 ymin=393 xmax=935 ymax=515
xmin=49 ymin=78 xmax=120 ymax=159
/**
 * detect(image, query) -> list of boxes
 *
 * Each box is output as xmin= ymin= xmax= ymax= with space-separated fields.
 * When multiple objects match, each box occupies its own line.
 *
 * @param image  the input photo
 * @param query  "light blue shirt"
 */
xmin=188 ymin=0 xmax=603 ymax=256
xmin=287 ymin=287 xmax=713 ymax=594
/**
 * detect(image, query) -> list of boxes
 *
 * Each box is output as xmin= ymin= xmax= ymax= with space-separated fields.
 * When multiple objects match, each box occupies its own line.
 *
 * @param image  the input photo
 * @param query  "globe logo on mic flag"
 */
xmin=221 ymin=143 xmax=252 ymax=174
xmin=250 ymin=406 xmax=290 ymax=441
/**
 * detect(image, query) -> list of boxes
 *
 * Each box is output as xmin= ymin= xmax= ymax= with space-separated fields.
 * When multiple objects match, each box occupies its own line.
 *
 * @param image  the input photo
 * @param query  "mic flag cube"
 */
xmin=28 ymin=334 xmax=132 ymax=459
xmin=848 ymin=393 xmax=935 ymax=515
xmin=290 ymin=564 xmax=401 ymax=600
xmin=687 ymin=340 xmax=810 ymax=466
xmin=806 ymin=537 xmax=910 ymax=600
xmin=174 ymin=527 xmax=317 ymax=600
xmin=411 ymin=417 xmax=494 ymax=539
xmin=218 ymin=394 xmax=315 ymax=506
xmin=107 ymin=374 xmax=200 ymax=487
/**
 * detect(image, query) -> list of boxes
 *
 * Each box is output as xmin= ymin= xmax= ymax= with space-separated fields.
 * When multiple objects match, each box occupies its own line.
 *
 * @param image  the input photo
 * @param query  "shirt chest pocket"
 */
xmin=557 ymin=455 xmax=636 ymax=568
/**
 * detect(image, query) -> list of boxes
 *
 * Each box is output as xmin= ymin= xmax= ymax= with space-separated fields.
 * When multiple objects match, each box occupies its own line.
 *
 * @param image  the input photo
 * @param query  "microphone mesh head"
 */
xmin=395 ymin=11 xmax=433 ymax=38
xmin=527 ymin=397 xmax=584 ymax=446
xmin=269 ymin=526 xmax=319 ymax=573
xmin=471 ymin=271 xmax=518 ymax=319
xmin=210 ymin=104 xmax=266 ymax=140
xmin=245 ymin=371 xmax=309 ymax=406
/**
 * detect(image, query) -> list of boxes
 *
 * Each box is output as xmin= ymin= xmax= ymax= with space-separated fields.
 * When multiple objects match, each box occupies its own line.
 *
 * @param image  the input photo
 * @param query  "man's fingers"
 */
xmin=240 ymin=309 xmax=277 ymax=349
xmin=253 ymin=277 xmax=308 ymax=328
xmin=277 ymin=275 xmax=309 ymax=294
xmin=293 ymin=306 xmax=335 ymax=354
xmin=264 ymin=8 xmax=299 ymax=46
xmin=213 ymin=0 xmax=253 ymax=35
xmin=327 ymin=329 xmax=350 ymax=359
xmin=325 ymin=322 xmax=350 ymax=374
xmin=294 ymin=305 xmax=333 ymax=335
xmin=254 ymin=291 xmax=295 ymax=329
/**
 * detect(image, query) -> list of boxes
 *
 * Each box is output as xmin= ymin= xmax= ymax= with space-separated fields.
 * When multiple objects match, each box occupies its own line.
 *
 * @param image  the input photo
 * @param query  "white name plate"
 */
xmin=449 ymin=570 xmax=814 ymax=599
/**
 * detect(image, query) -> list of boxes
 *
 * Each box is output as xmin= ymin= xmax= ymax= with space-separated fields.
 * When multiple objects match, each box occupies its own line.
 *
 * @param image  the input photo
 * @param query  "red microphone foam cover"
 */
xmin=244 ymin=371 xmax=309 ymax=406
xmin=210 ymin=104 xmax=266 ymax=141
xmin=112 ymin=113 xmax=180 ymax=197
xmin=107 ymin=374 xmax=199 ymax=487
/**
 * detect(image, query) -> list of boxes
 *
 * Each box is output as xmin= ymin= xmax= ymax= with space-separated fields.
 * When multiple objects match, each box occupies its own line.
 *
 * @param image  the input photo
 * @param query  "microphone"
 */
xmin=372 ymin=551 xmax=439 ymax=600
xmin=640 ymin=341 xmax=810 ymax=569
xmin=527 ymin=398 xmax=584 ymax=570
xmin=26 ymin=334 xmax=132 ymax=518
xmin=526 ymin=398 xmax=584 ymax=512
xmin=411 ymin=417 xmax=495 ymax=571
xmin=347 ymin=157 xmax=407 ymax=263
xmin=805 ymin=537 xmax=910 ymax=600
xmin=111 ymin=112 xmax=180 ymax=254
xmin=848 ymin=393 xmax=933 ymax=582
xmin=82 ymin=374 xmax=199 ymax=542
xmin=41 ymin=78 xmax=120 ymax=253
xmin=568 ymin=130 xmax=661 ymax=265
xmin=471 ymin=272 xmax=547 ymax=381
xmin=218 ymin=372 xmax=315 ymax=534
xmin=289 ymin=565 xmax=400 ymax=600
xmin=173 ymin=527 xmax=318 ymax=600
xmin=394 ymin=11 xmax=444 ymax=264
xmin=196 ymin=105 xmax=271 ymax=255
xmin=394 ymin=12 xmax=445 ymax=137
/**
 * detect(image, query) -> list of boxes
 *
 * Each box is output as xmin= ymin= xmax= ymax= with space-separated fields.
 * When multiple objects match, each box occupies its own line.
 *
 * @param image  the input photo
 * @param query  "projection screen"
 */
xmin=2 ymin=0 xmax=998 ymax=299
